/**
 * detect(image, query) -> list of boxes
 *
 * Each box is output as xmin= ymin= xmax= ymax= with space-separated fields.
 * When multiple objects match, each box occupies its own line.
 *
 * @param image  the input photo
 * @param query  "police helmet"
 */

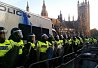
xmin=28 ymin=33 xmax=35 ymax=37
xmin=48 ymin=34 xmax=55 ymax=41
xmin=28 ymin=33 xmax=36 ymax=42
xmin=41 ymin=34 xmax=48 ymax=40
xmin=11 ymin=28 xmax=20 ymax=34
xmin=60 ymin=35 xmax=64 ymax=39
xmin=56 ymin=35 xmax=60 ymax=40
xmin=0 ymin=27 xmax=7 ymax=40
xmin=0 ymin=27 xmax=7 ymax=34
xmin=11 ymin=27 xmax=23 ymax=38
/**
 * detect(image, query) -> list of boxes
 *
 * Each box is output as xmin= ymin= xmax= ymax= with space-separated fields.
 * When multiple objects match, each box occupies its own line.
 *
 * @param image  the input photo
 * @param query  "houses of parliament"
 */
xmin=26 ymin=0 xmax=90 ymax=36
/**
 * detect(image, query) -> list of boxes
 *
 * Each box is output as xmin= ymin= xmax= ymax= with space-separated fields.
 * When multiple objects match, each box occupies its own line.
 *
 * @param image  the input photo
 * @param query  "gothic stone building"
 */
xmin=58 ymin=0 xmax=90 ymax=36
xmin=40 ymin=0 xmax=65 ymax=35
xmin=26 ymin=0 xmax=90 ymax=36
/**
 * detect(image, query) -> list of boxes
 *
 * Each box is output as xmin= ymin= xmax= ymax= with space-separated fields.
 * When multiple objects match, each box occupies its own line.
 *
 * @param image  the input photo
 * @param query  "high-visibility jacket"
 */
xmin=52 ymin=41 xmax=55 ymax=46
xmin=68 ymin=39 xmax=73 ymax=45
xmin=47 ymin=41 xmax=52 ymax=47
xmin=28 ymin=42 xmax=35 ymax=48
xmin=85 ymin=38 xmax=89 ymax=43
xmin=75 ymin=39 xmax=78 ymax=45
xmin=0 ymin=40 xmax=12 ymax=57
xmin=75 ymin=38 xmax=80 ymax=45
xmin=55 ymin=40 xmax=61 ymax=45
xmin=13 ymin=40 xmax=24 ymax=55
xmin=93 ymin=38 xmax=97 ymax=44
xmin=65 ymin=39 xmax=68 ymax=44
xmin=77 ymin=38 xmax=80 ymax=45
xmin=37 ymin=41 xmax=49 ymax=53
xmin=55 ymin=40 xmax=63 ymax=49
xmin=60 ymin=40 xmax=64 ymax=45
xmin=89 ymin=38 xmax=93 ymax=43
xmin=79 ymin=37 xmax=83 ymax=43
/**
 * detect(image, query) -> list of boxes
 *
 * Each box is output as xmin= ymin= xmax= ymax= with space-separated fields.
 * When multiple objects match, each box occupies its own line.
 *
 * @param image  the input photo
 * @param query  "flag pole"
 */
xmin=30 ymin=22 xmax=32 ymax=33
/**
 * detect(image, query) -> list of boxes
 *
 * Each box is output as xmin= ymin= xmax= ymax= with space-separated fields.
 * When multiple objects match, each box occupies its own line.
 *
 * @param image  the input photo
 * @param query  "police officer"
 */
xmin=54 ymin=35 xmax=60 ymax=57
xmin=54 ymin=35 xmax=63 ymax=66
xmin=63 ymin=34 xmax=68 ymax=55
xmin=67 ymin=36 xmax=73 ymax=53
xmin=92 ymin=37 xmax=97 ymax=45
xmin=47 ymin=34 xmax=54 ymax=68
xmin=23 ymin=33 xmax=37 ymax=68
xmin=84 ymin=36 xmax=89 ymax=45
xmin=36 ymin=34 xmax=49 ymax=68
xmin=79 ymin=37 xmax=83 ymax=46
xmin=0 ymin=27 xmax=13 ymax=68
xmin=47 ymin=34 xmax=54 ymax=59
xmin=9 ymin=27 xmax=24 ymax=67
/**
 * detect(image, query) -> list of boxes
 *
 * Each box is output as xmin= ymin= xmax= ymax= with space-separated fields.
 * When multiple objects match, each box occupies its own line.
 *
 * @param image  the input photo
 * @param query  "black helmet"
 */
xmin=28 ymin=33 xmax=35 ymax=37
xmin=11 ymin=27 xmax=23 ymax=38
xmin=0 ymin=27 xmax=4 ymax=30
xmin=48 ymin=34 xmax=55 ymax=41
xmin=0 ymin=27 xmax=7 ymax=43
xmin=60 ymin=35 xmax=64 ymax=39
xmin=0 ymin=27 xmax=7 ymax=34
xmin=48 ymin=34 xmax=52 ymax=38
xmin=55 ymin=35 xmax=59 ymax=40
xmin=28 ymin=33 xmax=36 ymax=42
xmin=41 ymin=34 xmax=48 ymax=40
xmin=11 ymin=27 xmax=20 ymax=34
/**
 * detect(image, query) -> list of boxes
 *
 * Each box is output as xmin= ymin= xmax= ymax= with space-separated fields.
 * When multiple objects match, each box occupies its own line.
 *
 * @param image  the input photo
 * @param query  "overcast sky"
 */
xmin=0 ymin=0 xmax=98 ymax=29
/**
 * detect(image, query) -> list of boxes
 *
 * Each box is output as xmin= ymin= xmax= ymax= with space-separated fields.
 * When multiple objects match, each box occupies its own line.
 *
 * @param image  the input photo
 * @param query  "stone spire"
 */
xmin=88 ymin=0 xmax=89 ymax=5
xmin=68 ymin=14 xmax=70 ymax=21
xmin=41 ymin=0 xmax=48 ymax=17
xmin=78 ymin=0 xmax=79 ymax=4
xmin=26 ymin=1 xmax=29 ymax=12
xmin=85 ymin=0 xmax=87 ymax=4
xmin=73 ymin=16 xmax=74 ymax=21
xmin=78 ymin=0 xmax=79 ymax=5
xmin=59 ymin=10 xmax=62 ymax=22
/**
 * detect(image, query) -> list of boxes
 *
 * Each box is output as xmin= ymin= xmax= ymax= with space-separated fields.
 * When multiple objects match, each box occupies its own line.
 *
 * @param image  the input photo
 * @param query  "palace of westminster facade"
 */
xmin=26 ymin=0 xmax=90 ymax=36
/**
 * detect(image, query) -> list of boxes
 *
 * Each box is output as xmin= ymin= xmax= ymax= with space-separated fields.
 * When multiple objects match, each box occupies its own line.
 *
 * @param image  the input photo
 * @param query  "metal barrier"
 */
xmin=28 ymin=44 xmax=87 ymax=68
xmin=55 ymin=43 xmax=98 ymax=68
xmin=95 ymin=65 xmax=98 ymax=68
xmin=55 ymin=54 xmax=81 ymax=68
xmin=15 ymin=43 xmax=98 ymax=68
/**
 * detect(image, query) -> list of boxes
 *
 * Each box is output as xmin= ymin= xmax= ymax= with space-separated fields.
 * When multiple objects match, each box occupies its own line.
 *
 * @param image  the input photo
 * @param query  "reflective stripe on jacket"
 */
xmin=0 ymin=40 xmax=12 ymax=57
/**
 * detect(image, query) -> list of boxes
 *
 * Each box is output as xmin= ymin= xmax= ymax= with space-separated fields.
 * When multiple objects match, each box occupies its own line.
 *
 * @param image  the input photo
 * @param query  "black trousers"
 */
xmin=0 ymin=46 xmax=19 ymax=68
xmin=39 ymin=52 xmax=49 ymax=68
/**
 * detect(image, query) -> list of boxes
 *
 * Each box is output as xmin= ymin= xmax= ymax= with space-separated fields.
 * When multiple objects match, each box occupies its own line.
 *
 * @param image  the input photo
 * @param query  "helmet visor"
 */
xmin=13 ymin=30 xmax=23 ymax=39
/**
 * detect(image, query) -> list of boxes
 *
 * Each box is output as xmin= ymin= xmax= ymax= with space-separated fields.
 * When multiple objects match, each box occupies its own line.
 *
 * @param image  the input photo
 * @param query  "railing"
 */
xmin=28 ymin=44 xmax=87 ymax=68
xmin=95 ymin=65 xmax=98 ymax=68
xmin=16 ymin=43 xmax=98 ymax=68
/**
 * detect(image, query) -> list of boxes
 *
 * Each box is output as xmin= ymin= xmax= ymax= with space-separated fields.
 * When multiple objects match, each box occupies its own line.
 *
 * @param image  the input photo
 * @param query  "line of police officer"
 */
xmin=0 ymin=27 xmax=97 ymax=68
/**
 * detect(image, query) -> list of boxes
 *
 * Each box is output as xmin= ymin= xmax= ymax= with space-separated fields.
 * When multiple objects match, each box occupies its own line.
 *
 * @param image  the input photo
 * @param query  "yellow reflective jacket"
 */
xmin=68 ymin=39 xmax=72 ymax=45
xmin=60 ymin=40 xmax=64 ymax=45
xmin=80 ymin=38 xmax=83 ymax=43
xmin=93 ymin=38 xmax=97 ymax=43
xmin=75 ymin=38 xmax=80 ymax=45
xmin=0 ymin=40 xmax=12 ymax=57
xmin=13 ymin=40 xmax=24 ymax=55
xmin=28 ymin=42 xmax=35 ymax=48
xmin=65 ymin=39 xmax=68 ymax=44
xmin=37 ymin=41 xmax=49 ymax=53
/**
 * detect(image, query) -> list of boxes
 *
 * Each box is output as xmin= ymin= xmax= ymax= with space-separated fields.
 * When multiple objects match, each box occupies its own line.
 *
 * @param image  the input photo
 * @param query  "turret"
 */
xmin=26 ymin=1 xmax=29 ymax=12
